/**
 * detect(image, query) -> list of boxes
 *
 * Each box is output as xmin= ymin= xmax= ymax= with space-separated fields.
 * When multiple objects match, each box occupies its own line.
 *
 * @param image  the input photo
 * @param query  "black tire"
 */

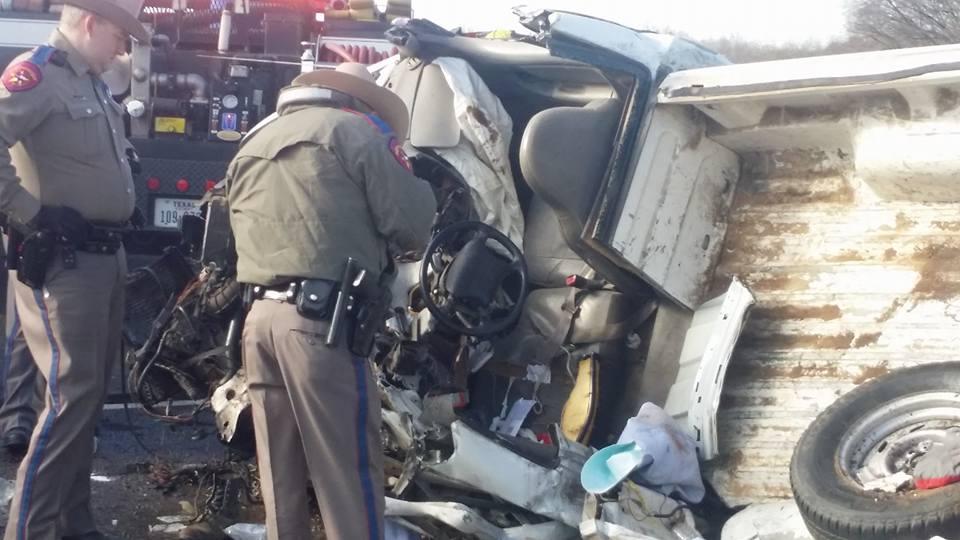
xmin=791 ymin=361 xmax=960 ymax=540
xmin=204 ymin=276 xmax=242 ymax=315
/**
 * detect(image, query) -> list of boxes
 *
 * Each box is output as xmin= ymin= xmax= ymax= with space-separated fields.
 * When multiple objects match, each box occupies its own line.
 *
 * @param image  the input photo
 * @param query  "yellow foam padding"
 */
xmin=348 ymin=0 xmax=374 ymax=9
xmin=561 ymin=356 xmax=599 ymax=444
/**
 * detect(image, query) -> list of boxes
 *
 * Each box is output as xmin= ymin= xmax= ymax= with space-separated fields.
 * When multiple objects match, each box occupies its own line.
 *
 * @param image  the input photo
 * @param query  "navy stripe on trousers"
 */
xmin=16 ymin=290 xmax=62 ymax=540
xmin=352 ymin=357 xmax=379 ymax=540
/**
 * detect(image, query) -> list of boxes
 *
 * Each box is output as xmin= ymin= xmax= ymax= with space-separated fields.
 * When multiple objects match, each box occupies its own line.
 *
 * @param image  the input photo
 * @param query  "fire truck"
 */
xmin=0 ymin=0 xmax=405 ymax=254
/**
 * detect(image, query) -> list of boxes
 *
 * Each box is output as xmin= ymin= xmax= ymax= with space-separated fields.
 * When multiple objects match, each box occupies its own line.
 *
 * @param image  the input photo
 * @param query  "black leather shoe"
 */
xmin=2 ymin=427 xmax=29 ymax=459
xmin=62 ymin=533 xmax=119 ymax=540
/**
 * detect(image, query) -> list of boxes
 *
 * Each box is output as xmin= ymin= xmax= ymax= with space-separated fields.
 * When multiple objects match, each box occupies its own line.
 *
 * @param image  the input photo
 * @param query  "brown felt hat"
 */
xmin=292 ymin=62 xmax=409 ymax=139
xmin=54 ymin=0 xmax=150 ymax=42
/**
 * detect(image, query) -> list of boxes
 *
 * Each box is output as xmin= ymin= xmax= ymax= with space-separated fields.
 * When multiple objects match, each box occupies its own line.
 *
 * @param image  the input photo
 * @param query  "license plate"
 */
xmin=153 ymin=197 xmax=202 ymax=229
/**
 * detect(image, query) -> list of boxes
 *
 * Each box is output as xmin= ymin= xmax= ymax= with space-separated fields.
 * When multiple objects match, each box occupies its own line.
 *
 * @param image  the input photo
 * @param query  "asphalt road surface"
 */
xmin=0 ymin=405 xmax=265 ymax=539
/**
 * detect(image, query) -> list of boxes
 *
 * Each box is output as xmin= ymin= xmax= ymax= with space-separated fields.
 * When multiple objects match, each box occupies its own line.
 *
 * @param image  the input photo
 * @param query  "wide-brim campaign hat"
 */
xmin=53 ymin=0 xmax=150 ymax=42
xmin=292 ymin=62 xmax=409 ymax=140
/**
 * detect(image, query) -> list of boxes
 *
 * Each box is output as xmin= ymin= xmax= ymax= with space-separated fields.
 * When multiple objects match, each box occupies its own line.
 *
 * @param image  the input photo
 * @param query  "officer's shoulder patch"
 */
xmin=1 ymin=61 xmax=42 ymax=93
xmin=389 ymin=137 xmax=413 ymax=172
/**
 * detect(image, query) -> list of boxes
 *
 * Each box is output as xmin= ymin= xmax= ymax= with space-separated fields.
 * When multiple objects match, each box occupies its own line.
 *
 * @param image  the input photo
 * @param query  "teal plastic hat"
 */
xmin=581 ymin=442 xmax=654 ymax=494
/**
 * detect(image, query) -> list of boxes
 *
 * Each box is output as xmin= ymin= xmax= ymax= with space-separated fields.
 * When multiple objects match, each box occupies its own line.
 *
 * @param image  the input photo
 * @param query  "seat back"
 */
xmin=520 ymin=99 xmax=622 ymax=226
xmin=520 ymin=99 xmax=631 ymax=288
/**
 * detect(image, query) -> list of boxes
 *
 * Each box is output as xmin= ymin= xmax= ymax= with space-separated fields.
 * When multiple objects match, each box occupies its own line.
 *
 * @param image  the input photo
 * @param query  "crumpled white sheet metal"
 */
xmin=432 ymin=57 xmax=525 ymax=249
xmin=210 ymin=370 xmax=250 ymax=443
xmin=424 ymin=421 xmax=590 ymax=527
xmin=385 ymin=498 xmax=577 ymax=540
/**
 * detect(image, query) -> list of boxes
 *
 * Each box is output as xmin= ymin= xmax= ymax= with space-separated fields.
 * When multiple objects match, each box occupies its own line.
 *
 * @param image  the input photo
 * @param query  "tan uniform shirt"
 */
xmin=226 ymin=106 xmax=437 ymax=285
xmin=0 ymin=30 xmax=135 ymax=227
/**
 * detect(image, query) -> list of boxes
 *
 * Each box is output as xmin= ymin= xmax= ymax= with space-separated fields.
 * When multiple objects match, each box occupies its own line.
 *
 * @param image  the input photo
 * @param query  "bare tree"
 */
xmin=848 ymin=0 xmax=960 ymax=48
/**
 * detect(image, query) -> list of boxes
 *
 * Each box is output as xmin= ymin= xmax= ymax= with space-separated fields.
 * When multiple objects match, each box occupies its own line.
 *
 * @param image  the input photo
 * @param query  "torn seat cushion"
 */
xmin=914 ymin=430 xmax=960 ymax=490
xmin=561 ymin=355 xmax=599 ymax=444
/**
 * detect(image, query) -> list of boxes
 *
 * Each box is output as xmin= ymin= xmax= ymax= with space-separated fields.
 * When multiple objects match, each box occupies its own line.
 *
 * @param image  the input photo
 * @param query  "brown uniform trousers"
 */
xmin=243 ymin=299 xmax=384 ymax=540
xmin=0 ymin=272 xmax=42 ymax=437
xmin=3 ymin=249 xmax=126 ymax=540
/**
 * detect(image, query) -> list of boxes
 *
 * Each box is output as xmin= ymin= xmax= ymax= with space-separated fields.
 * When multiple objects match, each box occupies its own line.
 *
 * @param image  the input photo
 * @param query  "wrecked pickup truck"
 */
xmin=123 ymin=10 xmax=752 ymax=539
xmin=121 ymin=8 xmax=960 ymax=540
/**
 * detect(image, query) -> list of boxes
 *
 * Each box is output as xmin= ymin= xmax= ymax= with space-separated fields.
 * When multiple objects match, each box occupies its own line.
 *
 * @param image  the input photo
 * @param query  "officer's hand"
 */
xmin=126 ymin=148 xmax=142 ymax=175
xmin=129 ymin=207 xmax=146 ymax=230
xmin=35 ymin=206 xmax=90 ymax=245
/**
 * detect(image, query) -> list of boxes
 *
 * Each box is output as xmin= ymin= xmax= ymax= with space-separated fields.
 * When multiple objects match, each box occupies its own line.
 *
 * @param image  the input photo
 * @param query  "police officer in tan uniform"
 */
xmin=0 ymin=279 xmax=41 ymax=458
xmin=226 ymin=64 xmax=436 ymax=540
xmin=0 ymin=0 xmax=149 ymax=538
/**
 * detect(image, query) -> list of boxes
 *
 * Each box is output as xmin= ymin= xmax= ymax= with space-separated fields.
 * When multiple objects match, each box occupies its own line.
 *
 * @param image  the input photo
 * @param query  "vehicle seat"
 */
xmin=520 ymin=99 xmax=620 ymax=288
xmin=496 ymin=99 xmax=653 ymax=365
xmin=519 ymin=99 xmax=649 ymax=296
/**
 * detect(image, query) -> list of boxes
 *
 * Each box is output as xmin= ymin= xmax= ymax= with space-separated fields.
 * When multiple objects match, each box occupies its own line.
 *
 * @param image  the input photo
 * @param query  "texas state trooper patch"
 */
xmin=2 ymin=61 xmax=42 ymax=92
xmin=389 ymin=137 xmax=413 ymax=172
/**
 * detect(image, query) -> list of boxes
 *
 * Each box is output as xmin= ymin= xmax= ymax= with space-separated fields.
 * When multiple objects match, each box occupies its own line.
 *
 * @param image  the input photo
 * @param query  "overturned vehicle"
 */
xmin=123 ymin=9 xmax=755 ymax=539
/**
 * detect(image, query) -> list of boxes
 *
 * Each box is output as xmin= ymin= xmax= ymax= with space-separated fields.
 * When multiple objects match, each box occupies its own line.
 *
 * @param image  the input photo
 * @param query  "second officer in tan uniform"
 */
xmin=0 ymin=282 xmax=41 ymax=459
xmin=0 ymin=0 xmax=149 ymax=539
xmin=227 ymin=63 xmax=437 ymax=540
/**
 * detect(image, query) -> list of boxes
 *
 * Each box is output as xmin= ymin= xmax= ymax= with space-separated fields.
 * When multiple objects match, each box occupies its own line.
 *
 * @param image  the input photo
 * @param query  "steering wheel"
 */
xmin=419 ymin=221 xmax=528 ymax=336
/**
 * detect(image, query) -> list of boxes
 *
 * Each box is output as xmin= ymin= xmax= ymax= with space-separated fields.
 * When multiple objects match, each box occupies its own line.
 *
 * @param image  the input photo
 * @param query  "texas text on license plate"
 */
xmin=153 ymin=197 xmax=202 ymax=229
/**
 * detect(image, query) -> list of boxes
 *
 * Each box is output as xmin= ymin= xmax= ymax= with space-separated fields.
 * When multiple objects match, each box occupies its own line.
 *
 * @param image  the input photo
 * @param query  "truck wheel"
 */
xmin=790 ymin=362 xmax=960 ymax=540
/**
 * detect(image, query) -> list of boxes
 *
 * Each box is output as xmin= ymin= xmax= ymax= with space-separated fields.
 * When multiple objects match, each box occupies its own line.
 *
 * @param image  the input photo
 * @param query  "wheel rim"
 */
xmin=838 ymin=391 xmax=960 ymax=488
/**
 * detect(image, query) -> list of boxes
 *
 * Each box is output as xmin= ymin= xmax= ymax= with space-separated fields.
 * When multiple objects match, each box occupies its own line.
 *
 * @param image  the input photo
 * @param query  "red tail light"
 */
xmin=146 ymin=177 xmax=161 ymax=191
xmin=176 ymin=178 xmax=190 ymax=193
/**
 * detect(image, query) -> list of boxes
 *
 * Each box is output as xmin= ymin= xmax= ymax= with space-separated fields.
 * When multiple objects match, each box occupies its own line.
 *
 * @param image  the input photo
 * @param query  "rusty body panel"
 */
xmin=704 ymin=146 xmax=960 ymax=506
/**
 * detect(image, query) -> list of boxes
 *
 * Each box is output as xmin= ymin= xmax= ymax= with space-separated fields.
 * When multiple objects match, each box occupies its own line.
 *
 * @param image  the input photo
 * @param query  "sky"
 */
xmin=405 ymin=0 xmax=851 ymax=46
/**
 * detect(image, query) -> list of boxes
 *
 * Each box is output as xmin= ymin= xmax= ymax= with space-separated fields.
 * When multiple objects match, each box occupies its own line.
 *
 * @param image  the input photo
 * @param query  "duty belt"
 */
xmin=77 ymin=227 xmax=124 ymax=254
xmin=253 ymin=260 xmax=382 ymax=356
xmin=253 ymin=282 xmax=298 ymax=303
xmin=252 ymin=279 xmax=337 ymax=304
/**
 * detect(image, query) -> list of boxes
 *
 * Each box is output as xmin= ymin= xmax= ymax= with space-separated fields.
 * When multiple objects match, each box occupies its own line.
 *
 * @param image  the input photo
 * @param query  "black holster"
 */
xmin=348 ymin=260 xmax=395 ymax=358
xmin=349 ymin=286 xmax=390 ymax=357
xmin=16 ymin=231 xmax=55 ymax=288
xmin=6 ymin=227 xmax=22 ymax=271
